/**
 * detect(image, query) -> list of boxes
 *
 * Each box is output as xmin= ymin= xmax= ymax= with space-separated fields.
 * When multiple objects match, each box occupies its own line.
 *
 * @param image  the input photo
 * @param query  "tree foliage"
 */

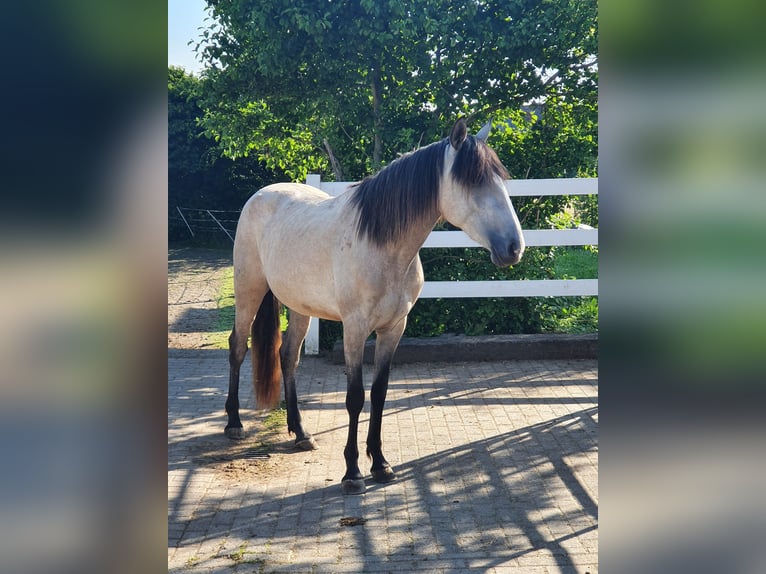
xmin=197 ymin=0 xmax=597 ymax=181
xmin=168 ymin=66 xmax=211 ymax=175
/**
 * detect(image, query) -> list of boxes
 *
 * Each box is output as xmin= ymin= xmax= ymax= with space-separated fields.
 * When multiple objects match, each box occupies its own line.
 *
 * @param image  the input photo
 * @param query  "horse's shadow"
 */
xmin=169 ymin=404 xmax=597 ymax=573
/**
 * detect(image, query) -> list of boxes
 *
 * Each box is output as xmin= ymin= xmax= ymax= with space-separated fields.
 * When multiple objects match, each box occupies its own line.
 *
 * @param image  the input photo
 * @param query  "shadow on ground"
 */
xmin=169 ymin=354 xmax=597 ymax=572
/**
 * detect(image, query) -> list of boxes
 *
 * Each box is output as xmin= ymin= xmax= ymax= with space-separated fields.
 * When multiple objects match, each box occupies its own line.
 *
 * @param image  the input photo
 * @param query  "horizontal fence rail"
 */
xmin=422 ymin=228 xmax=598 ymax=248
xmin=306 ymin=176 xmax=598 ymax=198
xmin=302 ymin=175 xmax=598 ymax=355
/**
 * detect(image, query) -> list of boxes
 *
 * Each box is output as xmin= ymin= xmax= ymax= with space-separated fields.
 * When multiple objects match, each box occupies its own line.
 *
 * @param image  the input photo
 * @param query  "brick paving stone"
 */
xmin=169 ymin=354 xmax=598 ymax=573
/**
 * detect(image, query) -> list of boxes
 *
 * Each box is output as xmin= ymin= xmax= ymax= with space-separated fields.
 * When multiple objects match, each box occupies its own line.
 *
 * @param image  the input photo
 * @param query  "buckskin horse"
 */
xmin=225 ymin=119 xmax=525 ymax=494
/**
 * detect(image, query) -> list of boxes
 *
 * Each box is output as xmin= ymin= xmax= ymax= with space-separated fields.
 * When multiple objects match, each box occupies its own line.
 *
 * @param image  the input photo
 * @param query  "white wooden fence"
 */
xmin=303 ymin=174 xmax=598 ymax=354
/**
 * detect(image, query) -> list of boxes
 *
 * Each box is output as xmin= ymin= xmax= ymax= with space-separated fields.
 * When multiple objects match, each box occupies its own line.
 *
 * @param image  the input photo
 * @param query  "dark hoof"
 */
xmin=371 ymin=466 xmax=396 ymax=483
xmin=224 ymin=426 xmax=245 ymax=440
xmin=341 ymin=478 xmax=366 ymax=495
xmin=295 ymin=436 xmax=318 ymax=451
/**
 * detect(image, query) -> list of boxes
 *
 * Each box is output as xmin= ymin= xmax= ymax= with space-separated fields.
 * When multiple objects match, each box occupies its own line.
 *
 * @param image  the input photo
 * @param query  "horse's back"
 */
xmin=241 ymin=182 xmax=331 ymax=218
xmin=237 ymin=183 xmax=335 ymax=242
xmin=234 ymin=182 xmax=350 ymax=321
xmin=261 ymin=182 xmax=332 ymax=202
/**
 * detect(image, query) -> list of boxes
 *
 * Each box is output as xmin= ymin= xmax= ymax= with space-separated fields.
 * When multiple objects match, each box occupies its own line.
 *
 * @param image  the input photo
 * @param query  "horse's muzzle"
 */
xmin=490 ymin=239 xmax=524 ymax=267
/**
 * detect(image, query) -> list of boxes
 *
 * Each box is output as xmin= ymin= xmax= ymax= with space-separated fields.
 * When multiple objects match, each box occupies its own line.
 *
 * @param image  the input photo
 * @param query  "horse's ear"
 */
xmin=476 ymin=120 xmax=492 ymax=142
xmin=450 ymin=119 xmax=467 ymax=150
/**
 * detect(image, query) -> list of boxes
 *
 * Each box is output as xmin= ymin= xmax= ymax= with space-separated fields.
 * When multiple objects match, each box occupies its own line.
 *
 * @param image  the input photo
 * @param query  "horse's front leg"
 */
xmin=341 ymin=323 xmax=367 ymax=495
xmin=367 ymin=317 xmax=406 ymax=483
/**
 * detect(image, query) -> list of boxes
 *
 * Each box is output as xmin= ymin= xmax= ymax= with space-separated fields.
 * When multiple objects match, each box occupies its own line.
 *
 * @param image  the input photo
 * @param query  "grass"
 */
xmin=248 ymin=402 xmax=289 ymax=455
xmin=221 ymin=542 xmax=267 ymax=571
xmin=552 ymin=246 xmax=598 ymax=279
xmin=541 ymin=246 xmax=598 ymax=333
xmin=206 ymin=267 xmax=288 ymax=349
xmin=262 ymin=402 xmax=288 ymax=432
xmin=226 ymin=543 xmax=248 ymax=563
xmin=206 ymin=267 xmax=235 ymax=349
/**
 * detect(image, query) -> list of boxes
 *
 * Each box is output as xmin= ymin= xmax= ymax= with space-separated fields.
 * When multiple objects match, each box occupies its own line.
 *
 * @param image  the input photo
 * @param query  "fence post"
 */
xmin=305 ymin=317 xmax=320 ymax=355
xmin=176 ymin=206 xmax=195 ymax=238
xmin=206 ymin=210 xmax=235 ymax=243
xmin=304 ymin=174 xmax=322 ymax=355
xmin=306 ymin=173 xmax=321 ymax=189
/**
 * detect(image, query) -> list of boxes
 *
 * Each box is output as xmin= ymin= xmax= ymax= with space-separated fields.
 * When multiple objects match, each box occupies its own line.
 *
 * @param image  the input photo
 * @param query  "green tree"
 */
xmin=197 ymin=0 xmax=597 ymax=181
xmin=168 ymin=66 xmax=211 ymax=178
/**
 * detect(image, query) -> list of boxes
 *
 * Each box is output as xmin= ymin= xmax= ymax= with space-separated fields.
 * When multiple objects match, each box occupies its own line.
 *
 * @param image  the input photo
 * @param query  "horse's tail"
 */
xmin=251 ymin=289 xmax=283 ymax=410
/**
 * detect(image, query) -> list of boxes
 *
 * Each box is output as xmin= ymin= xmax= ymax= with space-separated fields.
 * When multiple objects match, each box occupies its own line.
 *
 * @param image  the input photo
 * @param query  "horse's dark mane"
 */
xmin=349 ymin=139 xmax=447 ymax=246
xmin=350 ymin=134 xmax=508 ymax=246
xmin=451 ymin=134 xmax=509 ymax=187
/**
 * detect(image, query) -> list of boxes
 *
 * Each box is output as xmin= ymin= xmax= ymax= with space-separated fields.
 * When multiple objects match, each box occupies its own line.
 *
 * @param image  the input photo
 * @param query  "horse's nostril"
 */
xmin=509 ymin=240 xmax=520 ymax=256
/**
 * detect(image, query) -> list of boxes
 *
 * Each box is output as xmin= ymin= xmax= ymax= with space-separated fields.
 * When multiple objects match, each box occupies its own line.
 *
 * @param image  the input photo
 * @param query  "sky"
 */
xmin=168 ymin=0 xmax=208 ymax=74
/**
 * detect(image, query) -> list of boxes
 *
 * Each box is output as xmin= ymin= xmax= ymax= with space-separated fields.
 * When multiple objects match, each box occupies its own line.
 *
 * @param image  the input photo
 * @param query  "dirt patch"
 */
xmin=168 ymin=247 xmax=231 ymax=349
xmin=176 ymin=401 xmax=302 ymax=482
xmin=189 ymin=431 xmax=310 ymax=483
xmin=199 ymin=453 xmax=283 ymax=482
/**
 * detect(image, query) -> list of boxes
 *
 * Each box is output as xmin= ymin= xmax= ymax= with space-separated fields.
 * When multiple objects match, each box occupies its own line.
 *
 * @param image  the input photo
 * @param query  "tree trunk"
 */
xmin=323 ymin=138 xmax=344 ymax=181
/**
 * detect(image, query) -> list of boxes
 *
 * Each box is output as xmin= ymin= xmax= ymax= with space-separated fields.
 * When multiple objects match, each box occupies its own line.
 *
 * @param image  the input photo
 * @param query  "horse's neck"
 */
xmin=384 ymin=208 xmax=440 ymax=268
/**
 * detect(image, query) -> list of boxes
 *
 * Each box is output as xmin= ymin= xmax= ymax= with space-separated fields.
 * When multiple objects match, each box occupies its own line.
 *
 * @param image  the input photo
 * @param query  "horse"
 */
xmin=225 ymin=118 xmax=525 ymax=495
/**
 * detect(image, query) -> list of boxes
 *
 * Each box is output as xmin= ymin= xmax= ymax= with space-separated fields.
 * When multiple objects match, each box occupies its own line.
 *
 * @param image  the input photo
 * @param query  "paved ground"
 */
xmin=168 ymin=247 xmax=598 ymax=572
xmin=168 ymin=351 xmax=598 ymax=573
xmin=168 ymin=248 xmax=231 ymax=349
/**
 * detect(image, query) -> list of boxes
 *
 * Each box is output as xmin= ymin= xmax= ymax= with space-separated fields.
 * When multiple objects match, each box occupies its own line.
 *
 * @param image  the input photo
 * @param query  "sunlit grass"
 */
xmin=205 ymin=267 xmax=235 ymax=349
xmin=540 ymin=246 xmax=598 ymax=333
xmin=552 ymin=246 xmax=598 ymax=279
xmin=206 ymin=267 xmax=288 ymax=349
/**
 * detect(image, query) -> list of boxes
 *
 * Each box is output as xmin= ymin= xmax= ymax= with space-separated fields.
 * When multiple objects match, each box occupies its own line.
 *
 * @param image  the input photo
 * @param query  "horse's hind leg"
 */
xmin=367 ymin=316 xmax=407 ymax=483
xmin=225 ymin=281 xmax=268 ymax=440
xmin=225 ymin=327 xmax=248 ymax=440
xmin=280 ymin=310 xmax=317 ymax=450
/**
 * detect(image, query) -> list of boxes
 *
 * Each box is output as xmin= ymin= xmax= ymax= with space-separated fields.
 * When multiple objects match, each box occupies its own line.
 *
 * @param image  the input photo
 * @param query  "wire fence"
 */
xmin=170 ymin=207 xmax=241 ymax=244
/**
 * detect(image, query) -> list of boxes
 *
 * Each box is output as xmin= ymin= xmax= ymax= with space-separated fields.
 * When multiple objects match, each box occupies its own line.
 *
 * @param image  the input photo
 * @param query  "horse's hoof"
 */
xmin=224 ymin=427 xmax=245 ymax=440
xmin=371 ymin=466 xmax=396 ymax=483
xmin=341 ymin=479 xmax=366 ymax=495
xmin=295 ymin=436 xmax=318 ymax=451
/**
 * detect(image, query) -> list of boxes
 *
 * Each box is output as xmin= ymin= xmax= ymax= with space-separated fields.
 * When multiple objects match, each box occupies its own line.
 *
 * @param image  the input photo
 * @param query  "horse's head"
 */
xmin=440 ymin=118 xmax=525 ymax=267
